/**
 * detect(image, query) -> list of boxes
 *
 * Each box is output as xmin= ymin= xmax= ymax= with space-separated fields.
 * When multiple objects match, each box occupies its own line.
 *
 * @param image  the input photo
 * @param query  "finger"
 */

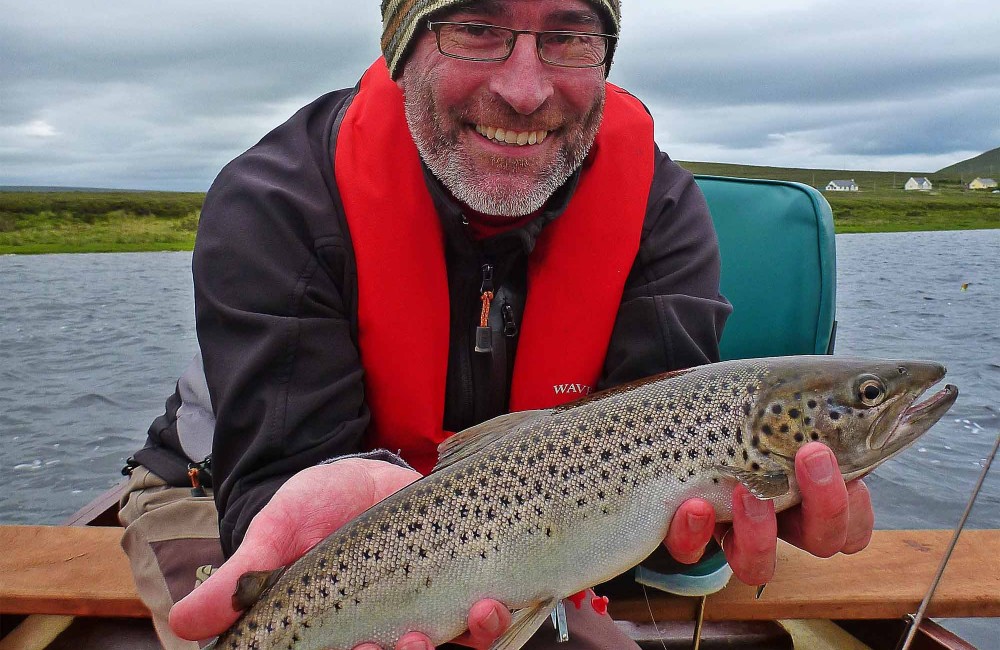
xmin=394 ymin=632 xmax=433 ymax=650
xmin=664 ymin=498 xmax=717 ymax=564
xmin=842 ymin=480 xmax=875 ymax=554
xmin=465 ymin=598 xmax=510 ymax=646
xmin=723 ymin=484 xmax=777 ymax=586
xmin=168 ymin=507 xmax=298 ymax=639
xmin=791 ymin=442 xmax=850 ymax=558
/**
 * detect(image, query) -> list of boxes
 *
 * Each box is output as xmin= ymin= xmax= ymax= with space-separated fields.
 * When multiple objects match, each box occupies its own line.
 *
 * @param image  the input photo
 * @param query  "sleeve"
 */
xmin=600 ymin=147 xmax=732 ymax=389
xmin=193 ymin=93 xmax=370 ymax=556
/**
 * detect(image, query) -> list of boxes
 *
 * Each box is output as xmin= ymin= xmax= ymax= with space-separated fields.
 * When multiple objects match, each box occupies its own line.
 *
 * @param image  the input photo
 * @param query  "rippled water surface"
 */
xmin=1 ymin=230 xmax=998 ymax=646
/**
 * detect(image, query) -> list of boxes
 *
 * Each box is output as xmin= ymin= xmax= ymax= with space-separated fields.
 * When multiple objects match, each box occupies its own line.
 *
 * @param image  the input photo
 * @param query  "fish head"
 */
xmin=748 ymin=357 xmax=958 ymax=480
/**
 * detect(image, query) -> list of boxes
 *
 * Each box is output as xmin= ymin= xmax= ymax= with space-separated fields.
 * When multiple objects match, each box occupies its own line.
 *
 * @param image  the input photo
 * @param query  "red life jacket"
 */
xmin=335 ymin=59 xmax=654 ymax=474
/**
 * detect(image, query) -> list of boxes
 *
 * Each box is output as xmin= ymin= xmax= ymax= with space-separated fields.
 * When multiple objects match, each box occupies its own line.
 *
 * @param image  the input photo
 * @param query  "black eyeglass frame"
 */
xmin=427 ymin=21 xmax=618 ymax=68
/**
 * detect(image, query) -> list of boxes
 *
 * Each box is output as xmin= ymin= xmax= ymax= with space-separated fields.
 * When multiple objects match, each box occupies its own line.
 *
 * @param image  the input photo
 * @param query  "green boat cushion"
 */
xmin=694 ymin=175 xmax=837 ymax=360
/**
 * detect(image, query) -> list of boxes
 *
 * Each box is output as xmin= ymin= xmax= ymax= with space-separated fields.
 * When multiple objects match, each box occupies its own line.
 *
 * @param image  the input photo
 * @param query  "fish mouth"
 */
xmin=844 ymin=382 xmax=959 ymax=482
xmin=898 ymin=383 xmax=959 ymax=431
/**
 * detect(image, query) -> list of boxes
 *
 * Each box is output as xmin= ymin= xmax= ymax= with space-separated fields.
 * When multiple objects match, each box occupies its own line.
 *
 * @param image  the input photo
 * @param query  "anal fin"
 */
xmin=232 ymin=567 xmax=287 ymax=611
xmin=489 ymin=597 xmax=558 ymax=650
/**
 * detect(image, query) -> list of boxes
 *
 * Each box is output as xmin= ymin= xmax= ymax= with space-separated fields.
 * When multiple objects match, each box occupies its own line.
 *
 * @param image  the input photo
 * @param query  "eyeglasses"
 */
xmin=427 ymin=21 xmax=617 ymax=68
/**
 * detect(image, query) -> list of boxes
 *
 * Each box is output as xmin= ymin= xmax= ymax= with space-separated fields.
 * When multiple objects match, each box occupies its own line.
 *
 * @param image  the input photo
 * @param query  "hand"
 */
xmin=662 ymin=442 xmax=875 ymax=585
xmin=168 ymin=459 xmax=511 ymax=649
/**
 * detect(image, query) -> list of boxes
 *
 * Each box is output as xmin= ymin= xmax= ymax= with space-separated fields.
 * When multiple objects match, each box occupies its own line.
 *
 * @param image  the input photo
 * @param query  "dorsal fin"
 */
xmin=433 ymin=409 xmax=551 ymax=473
xmin=232 ymin=567 xmax=287 ymax=611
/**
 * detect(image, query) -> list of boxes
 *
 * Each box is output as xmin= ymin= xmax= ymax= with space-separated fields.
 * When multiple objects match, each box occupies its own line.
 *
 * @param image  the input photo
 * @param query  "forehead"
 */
xmin=440 ymin=0 xmax=603 ymax=29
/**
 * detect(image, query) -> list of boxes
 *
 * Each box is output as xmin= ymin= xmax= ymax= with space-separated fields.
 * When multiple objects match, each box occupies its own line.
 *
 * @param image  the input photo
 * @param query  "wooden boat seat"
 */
xmin=1 ymin=525 xmax=998 ymax=621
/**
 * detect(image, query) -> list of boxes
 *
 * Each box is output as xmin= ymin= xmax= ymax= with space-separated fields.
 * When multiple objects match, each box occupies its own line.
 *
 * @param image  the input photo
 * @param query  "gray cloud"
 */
xmin=1 ymin=0 xmax=997 ymax=189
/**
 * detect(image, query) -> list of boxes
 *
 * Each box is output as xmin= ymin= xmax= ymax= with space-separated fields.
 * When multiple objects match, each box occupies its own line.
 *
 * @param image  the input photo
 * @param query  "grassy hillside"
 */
xmin=936 ymin=146 xmax=1000 ymax=178
xmin=678 ymin=161 xmax=999 ymax=234
xmin=2 ymin=163 xmax=998 ymax=254
xmin=0 ymin=191 xmax=201 ymax=254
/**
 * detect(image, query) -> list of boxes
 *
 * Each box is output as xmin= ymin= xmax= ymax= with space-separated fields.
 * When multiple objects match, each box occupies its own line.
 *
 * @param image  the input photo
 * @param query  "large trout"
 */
xmin=208 ymin=356 xmax=957 ymax=650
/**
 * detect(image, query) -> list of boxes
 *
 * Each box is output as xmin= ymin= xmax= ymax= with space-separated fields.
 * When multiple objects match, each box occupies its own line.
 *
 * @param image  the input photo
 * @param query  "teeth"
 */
xmin=475 ymin=124 xmax=550 ymax=146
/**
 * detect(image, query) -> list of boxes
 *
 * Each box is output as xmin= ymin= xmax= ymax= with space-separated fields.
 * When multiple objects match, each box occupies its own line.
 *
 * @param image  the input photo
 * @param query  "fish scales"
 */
xmin=210 ymin=356 xmax=957 ymax=650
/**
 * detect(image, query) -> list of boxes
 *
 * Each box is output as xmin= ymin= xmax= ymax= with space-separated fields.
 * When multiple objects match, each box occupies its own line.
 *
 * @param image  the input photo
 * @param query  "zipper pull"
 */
xmin=475 ymin=263 xmax=494 ymax=353
xmin=502 ymin=301 xmax=518 ymax=337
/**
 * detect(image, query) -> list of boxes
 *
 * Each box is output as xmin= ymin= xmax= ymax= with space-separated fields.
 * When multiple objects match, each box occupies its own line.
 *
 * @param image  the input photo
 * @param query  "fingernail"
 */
xmin=804 ymin=449 xmax=835 ymax=485
xmin=400 ymin=640 xmax=431 ymax=650
xmin=687 ymin=511 xmax=710 ymax=534
xmin=482 ymin=608 xmax=502 ymax=635
xmin=741 ymin=493 xmax=771 ymax=521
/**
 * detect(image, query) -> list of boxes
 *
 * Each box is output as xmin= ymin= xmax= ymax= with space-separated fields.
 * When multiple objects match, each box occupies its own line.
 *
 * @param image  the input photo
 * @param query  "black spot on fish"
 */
xmin=735 ymin=429 xmax=744 ymax=444
xmin=789 ymin=408 xmax=801 ymax=419
xmin=762 ymin=424 xmax=773 ymax=436
xmin=641 ymin=454 xmax=653 ymax=466
xmin=794 ymin=432 xmax=804 ymax=442
xmin=751 ymin=435 xmax=760 ymax=447
xmin=674 ymin=450 xmax=682 ymax=462
xmin=811 ymin=432 xmax=820 ymax=440
xmin=751 ymin=462 xmax=761 ymax=471
xmin=780 ymin=424 xmax=790 ymax=433
xmin=830 ymin=411 xmax=841 ymax=421
xmin=804 ymin=416 xmax=812 ymax=425
xmin=727 ymin=446 xmax=736 ymax=457
xmin=705 ymin=447 xmax=714 ymax=457
xmin=743 ymin=450 xmax=749 ymax=461
xmin=286 ymin=585 xmax=295 ymax=596
xmin=746 ymin=384 xmax=756 ymax=394
xmin=808 ymin=399 xmax=818 ymax=409
xmin=771 ymin=404 xmax=783 ymax=414
xmin=688 ymin=449 xmax=699 ymax=459
xmin=743 ymin=403 xmax=752 ymax=416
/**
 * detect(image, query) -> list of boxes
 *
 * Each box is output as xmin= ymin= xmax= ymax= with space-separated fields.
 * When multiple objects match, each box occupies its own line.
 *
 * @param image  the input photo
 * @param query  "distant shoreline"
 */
xmin=2 ymin=182 xmax=997 ymax=254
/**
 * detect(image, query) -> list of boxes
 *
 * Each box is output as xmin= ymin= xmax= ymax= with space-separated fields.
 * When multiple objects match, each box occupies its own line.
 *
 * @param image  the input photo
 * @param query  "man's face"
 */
xmin=398 ymin=0 xmax=607 ymax=217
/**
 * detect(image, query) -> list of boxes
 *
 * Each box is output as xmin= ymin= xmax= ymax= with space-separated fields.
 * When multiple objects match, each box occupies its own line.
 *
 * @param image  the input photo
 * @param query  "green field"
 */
xmin=2 ymin=163 xmax=998 ymax=254
xmin=0 ymin=191 xmax=201 ymax=254
xmin=680 ymin=162 xmax=1000 ymax=234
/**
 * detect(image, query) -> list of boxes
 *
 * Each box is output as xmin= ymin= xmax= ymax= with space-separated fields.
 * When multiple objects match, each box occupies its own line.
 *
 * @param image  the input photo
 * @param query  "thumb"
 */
xmin=169 ymin=509 xmax=297 ymax=640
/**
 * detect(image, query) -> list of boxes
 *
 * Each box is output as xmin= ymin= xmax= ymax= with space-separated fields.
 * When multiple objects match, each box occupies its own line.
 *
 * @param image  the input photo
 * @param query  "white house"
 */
xmin=825 ymin=179 xmax=858 ymax=192
xmin=905 ymin=177 xmax=933 ymax=191
xmin=968 ymin=177 xmax=998 ymax=190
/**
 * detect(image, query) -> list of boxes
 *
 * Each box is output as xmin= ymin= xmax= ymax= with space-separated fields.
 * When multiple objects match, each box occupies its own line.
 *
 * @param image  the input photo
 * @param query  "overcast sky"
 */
xmin=2 ymin=0 xmax=998 ymax=191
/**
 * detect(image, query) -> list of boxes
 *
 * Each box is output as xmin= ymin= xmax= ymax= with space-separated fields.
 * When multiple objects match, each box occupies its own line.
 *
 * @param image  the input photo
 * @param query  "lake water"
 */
xmin=1 ymin=229 xmax=998 ymax=646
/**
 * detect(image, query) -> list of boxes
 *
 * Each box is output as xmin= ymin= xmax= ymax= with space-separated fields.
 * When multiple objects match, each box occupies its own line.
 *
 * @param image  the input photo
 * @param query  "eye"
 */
xmin=858 ymin=378 xmax=887 ymax=406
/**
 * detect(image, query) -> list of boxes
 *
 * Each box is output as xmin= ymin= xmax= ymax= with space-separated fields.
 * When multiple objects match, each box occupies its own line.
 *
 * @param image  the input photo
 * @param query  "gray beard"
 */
xmin=402 ymin=82 xmax=604 ymax=217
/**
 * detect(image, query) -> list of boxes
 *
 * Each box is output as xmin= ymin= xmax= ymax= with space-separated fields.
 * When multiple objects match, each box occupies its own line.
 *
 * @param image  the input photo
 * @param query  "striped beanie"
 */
xmin=381 ymin=0 xmax=621 ymax=78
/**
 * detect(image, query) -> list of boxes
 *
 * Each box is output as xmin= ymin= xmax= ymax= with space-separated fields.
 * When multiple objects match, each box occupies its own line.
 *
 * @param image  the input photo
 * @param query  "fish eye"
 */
xmin=858 ymin=377 xmax=887 ymax=406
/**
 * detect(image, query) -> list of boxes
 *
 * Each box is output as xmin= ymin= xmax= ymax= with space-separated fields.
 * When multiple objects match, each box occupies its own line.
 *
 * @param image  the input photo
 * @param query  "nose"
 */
xmin=488 ymin=33 xmax=554 ymax=115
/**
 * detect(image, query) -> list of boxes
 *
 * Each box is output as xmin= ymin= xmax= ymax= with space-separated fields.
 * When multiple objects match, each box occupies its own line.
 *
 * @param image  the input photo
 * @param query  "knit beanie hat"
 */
xmin=381 ymin=0 xmax=621 ymax=78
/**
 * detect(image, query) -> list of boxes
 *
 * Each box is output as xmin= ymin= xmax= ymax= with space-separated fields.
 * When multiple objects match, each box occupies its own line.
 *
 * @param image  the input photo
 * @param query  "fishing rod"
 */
xmin=895 ymin=431 xmax=1000 ymax=650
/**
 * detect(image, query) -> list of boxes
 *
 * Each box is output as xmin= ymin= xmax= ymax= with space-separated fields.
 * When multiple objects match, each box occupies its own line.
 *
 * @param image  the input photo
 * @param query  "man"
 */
xmin=127 ymin=0 xmax=875 ymax=648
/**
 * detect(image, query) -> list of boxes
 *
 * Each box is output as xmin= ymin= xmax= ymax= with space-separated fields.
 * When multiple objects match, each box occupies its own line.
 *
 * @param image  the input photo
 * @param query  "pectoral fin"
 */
xmin=232 ymin=567 xmax=287 ymax=611
xmin=715 ymin=465 xmax=790 ymax=500
xmin=489 ymin=597 xmax=558 ymax=650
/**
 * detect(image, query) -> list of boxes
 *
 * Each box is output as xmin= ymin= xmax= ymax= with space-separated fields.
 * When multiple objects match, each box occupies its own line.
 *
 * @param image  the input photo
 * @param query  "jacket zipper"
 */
xmin=475 ymin=262 xmax=494 ymax=353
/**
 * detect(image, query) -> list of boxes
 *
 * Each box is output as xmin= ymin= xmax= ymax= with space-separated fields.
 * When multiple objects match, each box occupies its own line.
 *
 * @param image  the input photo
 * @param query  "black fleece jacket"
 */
xmin=189 ymin=86 xmax=731 ymax=556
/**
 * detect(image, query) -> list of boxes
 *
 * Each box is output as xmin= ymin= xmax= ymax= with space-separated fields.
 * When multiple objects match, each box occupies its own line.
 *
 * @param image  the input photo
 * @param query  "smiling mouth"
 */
xmin=474 ymin=123 xmax=550 ymax=146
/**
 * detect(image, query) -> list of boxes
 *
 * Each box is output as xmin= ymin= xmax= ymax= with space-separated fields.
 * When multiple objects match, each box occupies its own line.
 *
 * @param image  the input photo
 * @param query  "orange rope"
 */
xmin=480 ymin=291 xmax=494 ymax=327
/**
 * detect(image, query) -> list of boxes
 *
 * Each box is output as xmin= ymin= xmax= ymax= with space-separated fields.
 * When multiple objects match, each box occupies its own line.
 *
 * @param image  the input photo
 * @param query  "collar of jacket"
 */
xmin=335 ymin=58 xmax=654 ymax=475
xmin=421 ymin=162 xmax=582 ymax=259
